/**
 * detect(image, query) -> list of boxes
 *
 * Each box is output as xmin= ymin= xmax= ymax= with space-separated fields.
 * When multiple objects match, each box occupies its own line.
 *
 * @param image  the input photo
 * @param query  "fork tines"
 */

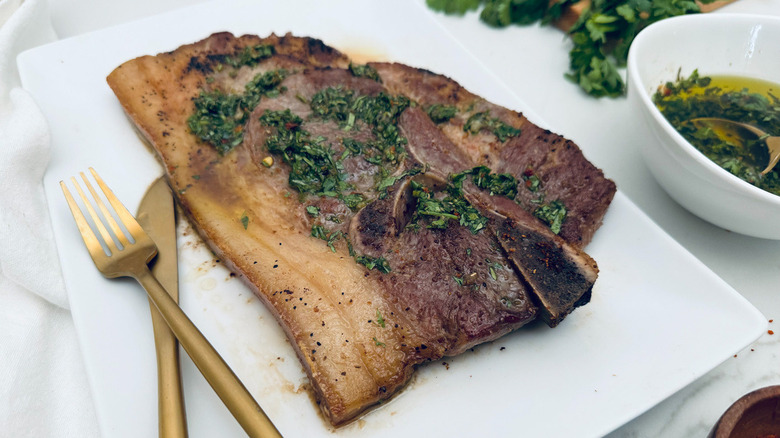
xmin=60 ymin=168 xmax=142 ymax=256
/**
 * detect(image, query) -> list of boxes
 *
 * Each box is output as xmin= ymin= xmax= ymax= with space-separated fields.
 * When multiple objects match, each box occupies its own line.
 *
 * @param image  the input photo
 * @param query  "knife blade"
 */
xmin=137 ymin=177 xmax=188 ymax=438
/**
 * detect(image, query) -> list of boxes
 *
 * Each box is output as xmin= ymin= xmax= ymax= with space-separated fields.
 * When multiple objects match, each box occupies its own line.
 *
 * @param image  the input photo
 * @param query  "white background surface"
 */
xmin=10 ymin=0 xmax=780 ymax=437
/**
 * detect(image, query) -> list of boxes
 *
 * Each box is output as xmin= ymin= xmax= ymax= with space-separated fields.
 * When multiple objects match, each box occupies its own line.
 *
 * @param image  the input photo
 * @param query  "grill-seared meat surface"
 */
xmin=107 ymin=31 xmax=615 ymax=426
xmin=372 ymin=62 xmax=616 ymax=247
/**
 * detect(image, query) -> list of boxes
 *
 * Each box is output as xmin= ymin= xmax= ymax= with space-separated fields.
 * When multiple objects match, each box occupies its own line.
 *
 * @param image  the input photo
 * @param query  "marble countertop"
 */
xmin=42 ymin=1 xmax=780 ymax=436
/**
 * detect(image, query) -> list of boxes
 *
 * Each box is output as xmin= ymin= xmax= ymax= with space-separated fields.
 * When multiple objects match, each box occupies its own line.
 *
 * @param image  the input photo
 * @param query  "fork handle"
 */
xmin=135 ymin=267 xmax=282 ymax=438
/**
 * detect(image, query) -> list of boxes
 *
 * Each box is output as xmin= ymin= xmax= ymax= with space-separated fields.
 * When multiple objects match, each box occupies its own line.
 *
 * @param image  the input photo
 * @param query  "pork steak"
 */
xmin=106 ymin=32 xmax=615 ymax=426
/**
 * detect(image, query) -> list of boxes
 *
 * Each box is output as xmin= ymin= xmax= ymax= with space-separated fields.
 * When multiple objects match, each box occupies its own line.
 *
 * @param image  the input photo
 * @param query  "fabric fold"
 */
xmin=0 ymin=0 xmax=99 ymax=436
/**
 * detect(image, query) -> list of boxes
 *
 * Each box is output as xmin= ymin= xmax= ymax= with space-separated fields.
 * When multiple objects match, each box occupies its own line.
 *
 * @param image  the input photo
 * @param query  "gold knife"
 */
xmin=137 ymin=177 xmax=188 ymax=438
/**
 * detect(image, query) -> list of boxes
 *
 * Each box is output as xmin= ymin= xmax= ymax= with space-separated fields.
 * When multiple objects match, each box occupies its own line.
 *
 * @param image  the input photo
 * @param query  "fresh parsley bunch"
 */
xmin=426 ymin=0 xmax=717 ymax=97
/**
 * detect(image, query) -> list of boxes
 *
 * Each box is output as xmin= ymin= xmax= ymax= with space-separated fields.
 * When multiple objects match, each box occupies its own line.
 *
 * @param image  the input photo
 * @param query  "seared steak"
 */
xmin=372 ymin=62 xmax=616 ymax=247
xmin=106 ymin=32 xmax=613 ymax=426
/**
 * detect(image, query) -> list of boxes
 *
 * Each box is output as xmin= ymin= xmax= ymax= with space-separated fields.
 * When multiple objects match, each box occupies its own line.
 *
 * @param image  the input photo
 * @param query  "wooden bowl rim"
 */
xmin=711 ymin=385 xmax=780 ymax=438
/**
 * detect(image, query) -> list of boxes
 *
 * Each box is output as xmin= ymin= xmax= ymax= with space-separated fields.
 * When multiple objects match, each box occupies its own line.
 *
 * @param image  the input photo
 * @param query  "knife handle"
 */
xmin=149 ymin=298 xmax=188 ymax=438
xmin=135 ymin=267 xmax=282 ymax=438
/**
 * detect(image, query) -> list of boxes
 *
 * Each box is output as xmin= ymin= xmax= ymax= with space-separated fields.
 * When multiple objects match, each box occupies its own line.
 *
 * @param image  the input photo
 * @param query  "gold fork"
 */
xmin=60 ymin=168 xmax=282 ymax=438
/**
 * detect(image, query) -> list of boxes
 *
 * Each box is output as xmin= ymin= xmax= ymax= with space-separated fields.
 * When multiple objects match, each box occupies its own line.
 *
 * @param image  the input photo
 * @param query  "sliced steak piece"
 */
xmin=371 ymin=62 xmax=616 ymax=247
xmin=399 ymin=105 xmax=473 ymax=175
xmin=396 ymin=104 xmax=599 ymax=326
xmin=352 ymin=176 xmax=539 ymax=356
xmin=464 ymin=184 xmax=598 ymax=327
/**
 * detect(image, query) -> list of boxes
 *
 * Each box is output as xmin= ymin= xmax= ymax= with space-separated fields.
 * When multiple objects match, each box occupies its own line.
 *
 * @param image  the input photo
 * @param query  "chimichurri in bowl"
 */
xmin=627 ymin=13 xmax=780 ymax=239
xmin=653 ymin=71 xmax=780 ymax=197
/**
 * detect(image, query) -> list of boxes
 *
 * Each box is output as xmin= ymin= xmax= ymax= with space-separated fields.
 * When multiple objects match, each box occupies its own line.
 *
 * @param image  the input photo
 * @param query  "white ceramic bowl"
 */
xmin=627 ymin=13 xmax=780 ymax=239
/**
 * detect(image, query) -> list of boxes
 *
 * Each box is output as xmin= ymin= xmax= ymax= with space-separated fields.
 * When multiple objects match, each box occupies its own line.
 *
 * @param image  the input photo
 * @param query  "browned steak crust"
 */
xmin=371 ymin=62 xmax=616 ymax=247
xmin=107 ymin=32 xmax=613 ymax=427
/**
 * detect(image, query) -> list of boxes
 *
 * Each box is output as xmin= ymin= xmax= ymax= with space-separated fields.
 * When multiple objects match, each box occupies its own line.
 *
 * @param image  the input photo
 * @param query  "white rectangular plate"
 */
xmin=19 ymin=1 xmax=766 ymax=437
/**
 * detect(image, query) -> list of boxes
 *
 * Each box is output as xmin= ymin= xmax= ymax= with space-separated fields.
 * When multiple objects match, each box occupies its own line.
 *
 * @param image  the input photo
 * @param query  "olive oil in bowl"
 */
xmin=653 ymin=71 xmax=780 ymax=196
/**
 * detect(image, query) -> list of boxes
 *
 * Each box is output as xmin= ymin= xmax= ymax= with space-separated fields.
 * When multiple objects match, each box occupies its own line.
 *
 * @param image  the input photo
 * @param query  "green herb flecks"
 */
xmin=187 ymin=90 xmax=245 ymax=155
xmin=355 ymin=255 xmax=392 ymax=274
xmin=243 ymin=69 xmax=288 ymax=106
xmin=225 ymin=44 xmax=274 ymax=69
xmin=240 ymin=211 xmax=249 ymax=230
xmin=375 ymin=167 xmax=423 ymax=199
xmin=486 ymin=259 xmax=503 ymax=281
xmin=349 ymin=63 xmax=382 ymax=82
xmin=426 ymin=0 xmax=714 ymax=98
xmin=654 ymin=69 xmax=712 ymax=98
xmin=373 ymin=337 xmax=386 ymax=347
xmin=533 ymin=200 xmax=567 ymax=234
xmin=463 ymin=111 xmax=521 ymax=142
xmin=520 ymin=167 xmax=567 ymax=233
xmin=409 ymin=180 xmax=488 ymax=234
xmin=310 ymin=227 xmax=394 ymax=273
xmin=188 ymin=69 xmax=288 ymax=155
xmin=310 ymin=87 xmax=411 ymax=166
xmin=522 ymin=168 xmax=541 ymax=192
xmin=653 ymin=71 xmax=780 ymax=196
xmin=375 ymin=309 xmax=386 ymax=328
xmin=452 ymin=165 xmax=518 ymax=198
xmin=306 ymin=205 xmax=320 ymax=217
xmin=426 ymin=104 xmax=458 ymax=124
xmin=311 ymin=224 xmax=343 ymax=253
xmin=259 ymin=109 xmax=354 ymax=199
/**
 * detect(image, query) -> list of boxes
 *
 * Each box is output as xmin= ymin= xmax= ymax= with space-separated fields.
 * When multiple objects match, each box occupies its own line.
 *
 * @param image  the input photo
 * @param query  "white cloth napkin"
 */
xmin=0 ymin=0 xmax=99 ymax=436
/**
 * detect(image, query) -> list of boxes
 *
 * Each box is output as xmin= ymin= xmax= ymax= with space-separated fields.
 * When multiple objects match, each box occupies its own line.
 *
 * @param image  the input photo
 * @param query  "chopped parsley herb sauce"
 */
xmin=408 ymin=180 xmax=488 ymax=234
xmin=454 ymin=166 xmax=567 ymax=233
xmin=521 ymin=168 xmax=568 ymax=234
xmin=533 ymin=200 xmax=567 ymax=234
xmin=310 ymin=224 xmax=393 ymax=272
xmin=259 ymin=87 xmax=412 ymax=205
xmin=310 ymin=87 xmax=410 ymax=166
xmin=426 ymin=103 xmax=458 ymax=124
xmin=224 ymin=44 xmax=275 ymax=69
xmin=256 ymin=86 xmax=417 ymax=275
xmin=260 ymin=109 xmax=354 ymax=198
xmin=348 ymin=63 xmax=382 ymax=82
xmin=653 ymin=71 xmax=780 ymax=197
xmin=463 ymin=111 xmax=521 ymax=142
xmin=522 ymin=169 xmax=541 ymax=192
xmin=452 ymin=165 xmax=518 ymax=198
xmin=407 ymin=165 xmax=568 ymax=235
xmin=375 ymin=167 xmax=423 ymax=199
xmin=355 ymin=255 xmax=392 ymax=274
xmin=311 ymin=224 xmax=343 ymax=253
xmin=188 ymin=69 xmax=288 ymax=155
